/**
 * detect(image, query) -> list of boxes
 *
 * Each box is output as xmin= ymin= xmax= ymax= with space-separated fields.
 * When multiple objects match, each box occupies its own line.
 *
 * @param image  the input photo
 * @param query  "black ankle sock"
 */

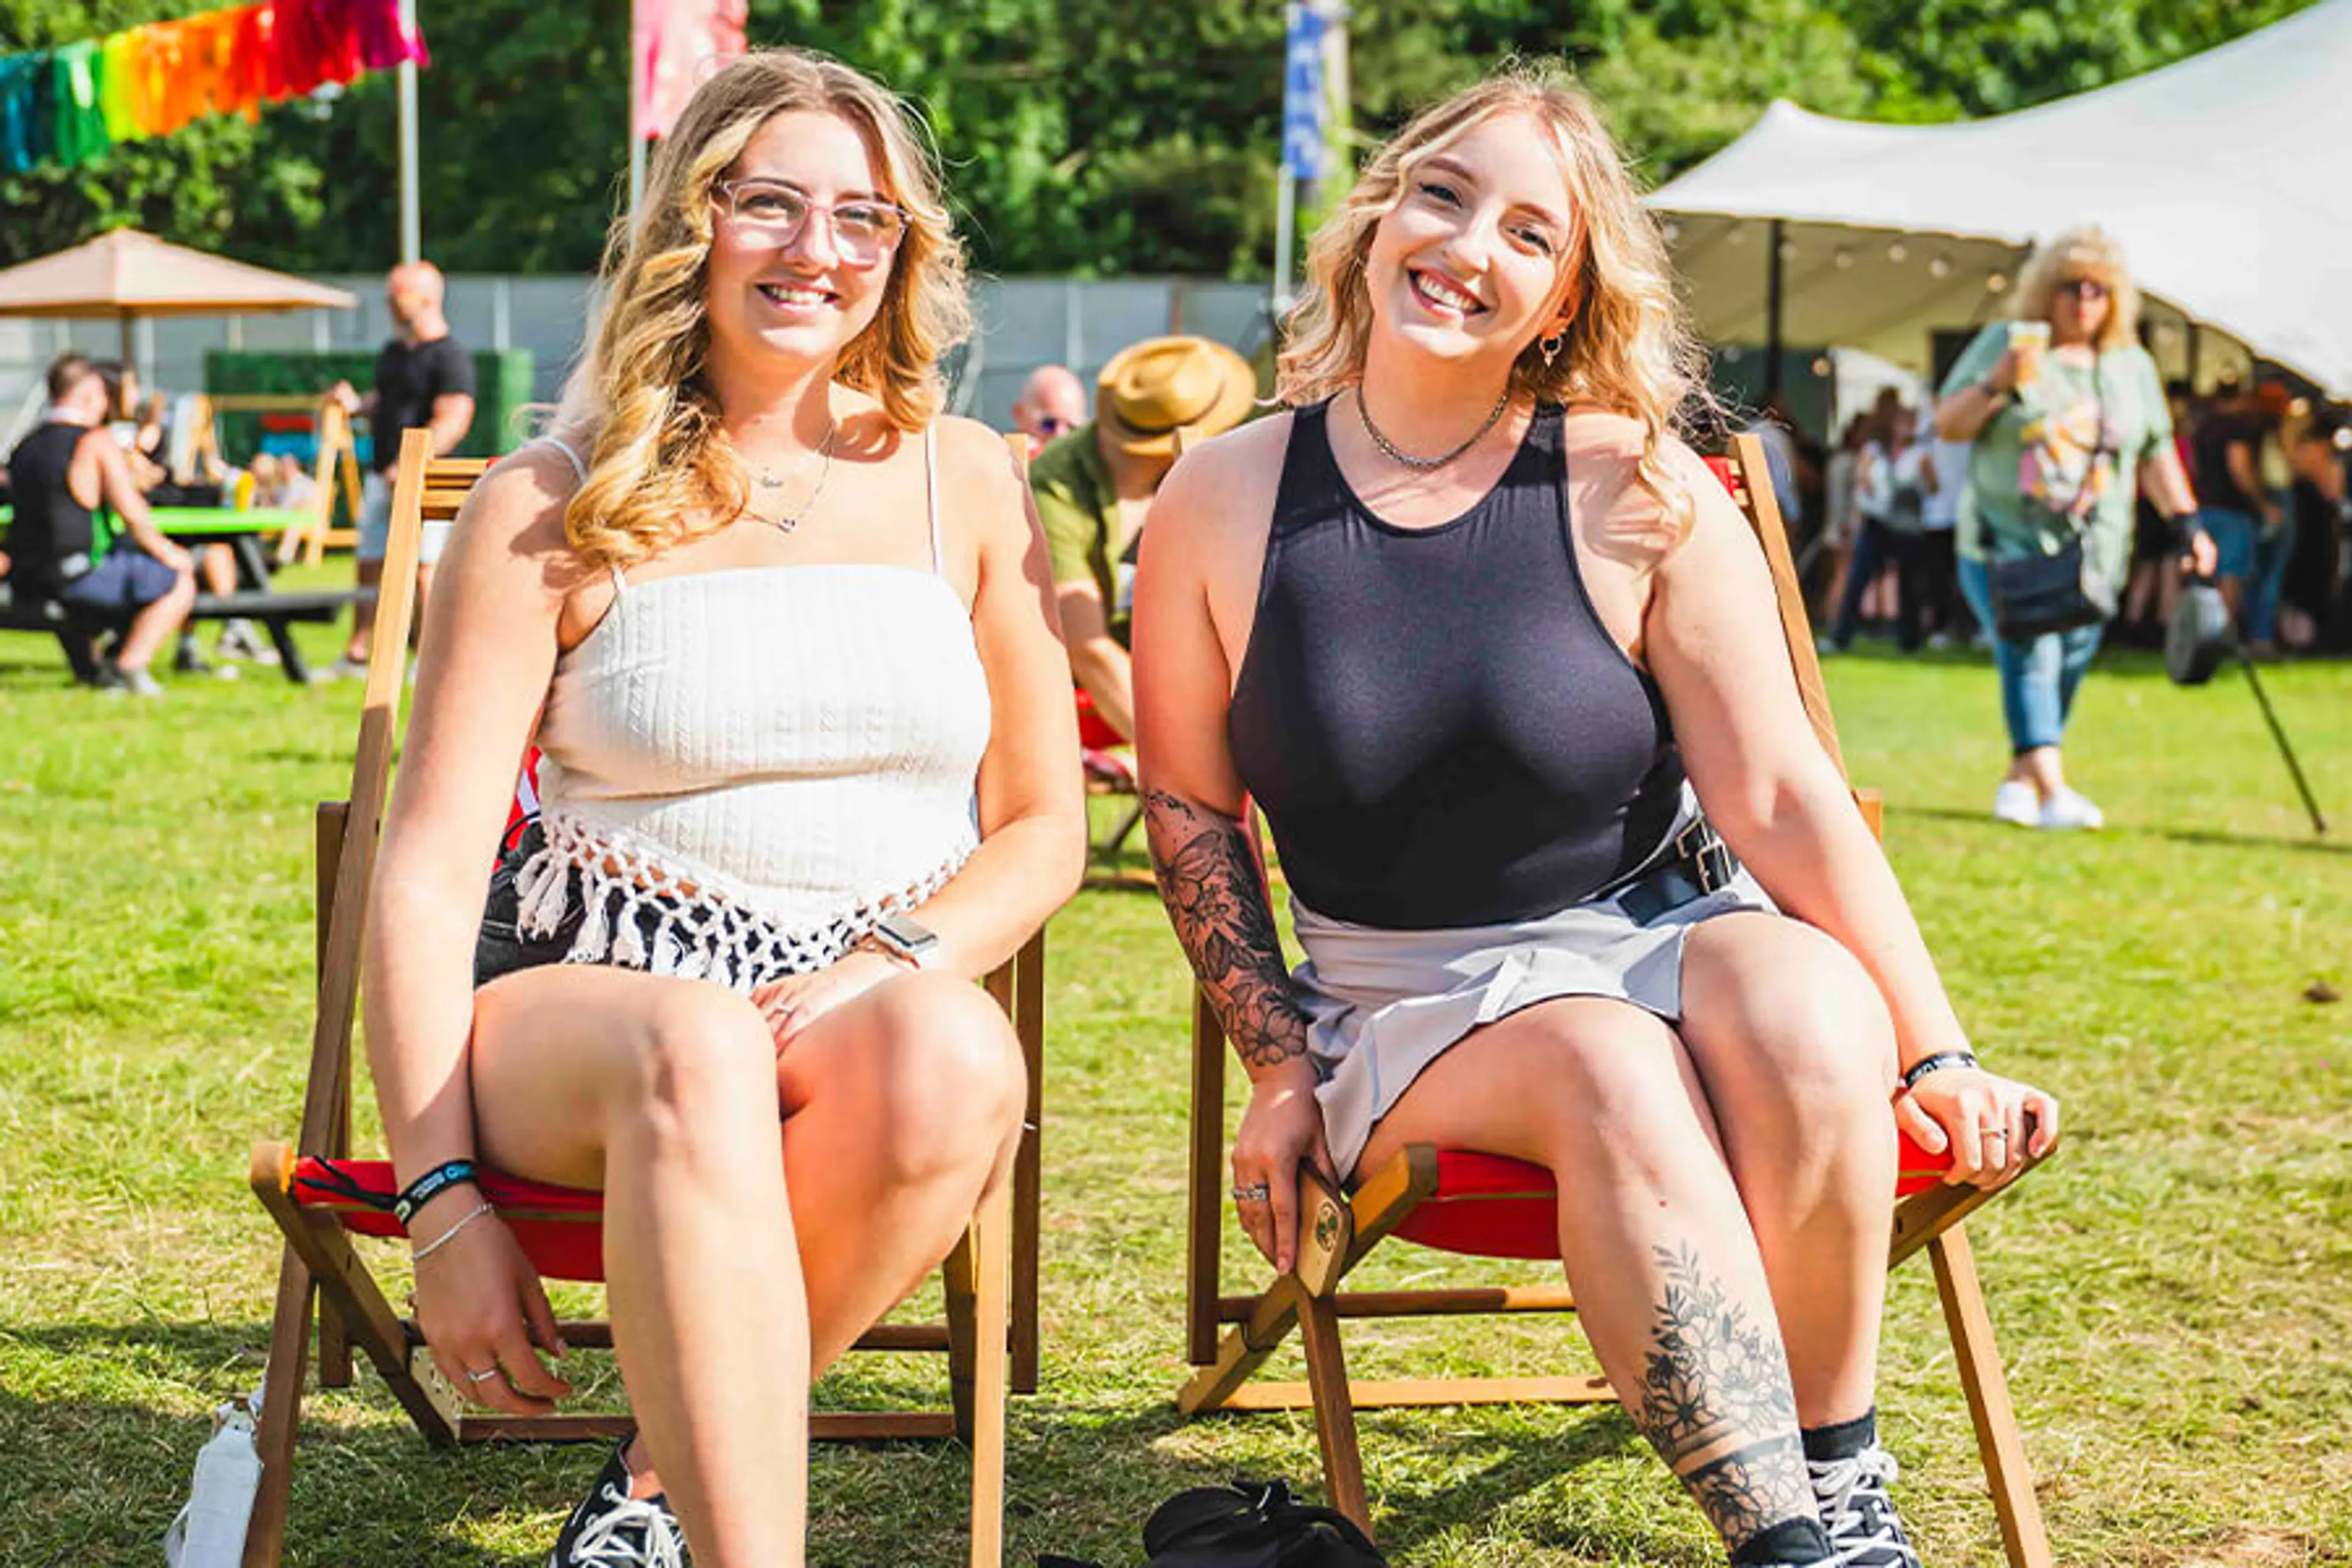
xmin=1731 ymin=1518 xmax=1834 ymax=1565
xmin=1800 ymin=1408 xmax=1878 ymax=1464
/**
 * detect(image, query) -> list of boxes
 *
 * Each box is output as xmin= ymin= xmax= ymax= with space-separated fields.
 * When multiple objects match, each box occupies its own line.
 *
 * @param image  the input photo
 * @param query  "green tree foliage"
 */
xmin=0 ymin=0 xmax=2321 ymax=278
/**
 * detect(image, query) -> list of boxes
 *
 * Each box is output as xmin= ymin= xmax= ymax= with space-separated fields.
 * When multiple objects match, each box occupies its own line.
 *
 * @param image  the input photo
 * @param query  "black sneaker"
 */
xmin=1809 ymin=1444 xmax=1924 ymax=1567
xmin=92 ymin=661 xmax=165 ymax=698
xmin=549 ymin=1438 xmax=688 ymax=1567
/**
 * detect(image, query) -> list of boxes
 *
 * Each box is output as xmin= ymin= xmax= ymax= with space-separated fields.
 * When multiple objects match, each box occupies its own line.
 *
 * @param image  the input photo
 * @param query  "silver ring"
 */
xmin=1231 ymin=1183 xmax=1270 ymax=1203
xmin=1983 ymin=1128 xmax=2010 ymax=1142
xmin=464 ymin=1365 xmax=503 ymax=1384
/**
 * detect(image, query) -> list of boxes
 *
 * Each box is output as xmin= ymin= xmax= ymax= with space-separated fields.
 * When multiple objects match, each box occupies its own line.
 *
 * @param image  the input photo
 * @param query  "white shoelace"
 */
xmin=566 ymin=1483 xmax=687 ymax=1568
xmin=1808 ymin=1445 xmax=1922 ymax=1568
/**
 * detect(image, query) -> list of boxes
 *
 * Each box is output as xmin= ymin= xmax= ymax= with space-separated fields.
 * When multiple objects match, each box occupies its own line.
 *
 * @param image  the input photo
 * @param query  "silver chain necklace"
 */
xmin=748 ymin=421 xmax=838 ymax=533
xmin=1355 ymin=387 xmax=1511 ymax=472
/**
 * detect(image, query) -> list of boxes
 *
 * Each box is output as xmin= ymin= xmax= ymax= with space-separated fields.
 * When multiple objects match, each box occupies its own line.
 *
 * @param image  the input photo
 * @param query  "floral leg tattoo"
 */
xmin=1630 ymin=1243 xmax=1815 ymax=1552
xmin=1143 ymin=788 xmax=1309 ymax=1070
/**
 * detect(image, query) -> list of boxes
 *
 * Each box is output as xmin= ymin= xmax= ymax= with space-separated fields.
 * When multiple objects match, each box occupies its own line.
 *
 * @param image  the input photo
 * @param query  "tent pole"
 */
xmin=1763 ymin=218 xmax=1786 ymax=403
xmin=396 ymin=0 xmax=421 ymax=265
xmin=119 ymin=315 xmax=135 ymax=385
xmin=2187 ymin=321 xmax=2203 ymax=390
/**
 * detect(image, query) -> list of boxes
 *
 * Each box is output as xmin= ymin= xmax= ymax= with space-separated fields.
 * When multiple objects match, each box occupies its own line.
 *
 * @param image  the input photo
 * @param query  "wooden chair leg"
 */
xmin=1185 ymin=993 xmax=1227 ymax=1369
xmin=1101 ymin=797 xmax=1144 ymax=858
xmin=968 ymin=1182 xmax=1012 ymax=1568
xmin=945 ymin=1227 xmax=980 ymax=1446
xmin=1929 ymin=1225 xmax=2055 ymax=1568
xmin=1011 ymin=932 xmax=1045 ymax=1395
xmin=1295 ymin=1286 xmax=1370 ymax=1535
xmin=312 ymin=804 xmax=356 ymax=1390
xmin=241 ymin=1244 xmax=315 ymax=1568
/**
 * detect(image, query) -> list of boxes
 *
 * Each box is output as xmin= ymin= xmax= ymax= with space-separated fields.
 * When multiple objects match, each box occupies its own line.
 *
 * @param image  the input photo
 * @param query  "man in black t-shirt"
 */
xmin=2189 ymin=382 xmax=2277 ymax=608
xmin=326 ymin=260 xmax=477 ymax=677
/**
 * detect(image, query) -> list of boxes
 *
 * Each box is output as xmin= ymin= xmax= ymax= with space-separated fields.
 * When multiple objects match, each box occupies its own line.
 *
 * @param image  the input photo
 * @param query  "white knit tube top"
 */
xmin=512 ymin=430 xmax=990 ymax=991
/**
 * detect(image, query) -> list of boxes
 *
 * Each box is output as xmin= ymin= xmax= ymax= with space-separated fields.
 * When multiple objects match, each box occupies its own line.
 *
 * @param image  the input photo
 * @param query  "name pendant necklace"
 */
xmin=751 ymin=421 xmax=839 ymax=533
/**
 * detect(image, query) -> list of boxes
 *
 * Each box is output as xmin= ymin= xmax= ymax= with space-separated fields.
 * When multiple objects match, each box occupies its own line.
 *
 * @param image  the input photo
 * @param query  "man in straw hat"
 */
xmin=1031 ymin=334 xmax=1255 ymax=740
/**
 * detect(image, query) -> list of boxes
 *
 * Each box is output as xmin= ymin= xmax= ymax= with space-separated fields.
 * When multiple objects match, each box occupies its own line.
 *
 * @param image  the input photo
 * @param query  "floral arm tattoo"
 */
xmin=1144 ymin=787 xmax=1310 ymax=1074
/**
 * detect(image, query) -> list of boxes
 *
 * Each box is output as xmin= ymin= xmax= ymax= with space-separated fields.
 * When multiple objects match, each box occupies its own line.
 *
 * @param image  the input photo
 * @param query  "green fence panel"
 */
xmin=202 ymin=348 xmax=535 ymax=469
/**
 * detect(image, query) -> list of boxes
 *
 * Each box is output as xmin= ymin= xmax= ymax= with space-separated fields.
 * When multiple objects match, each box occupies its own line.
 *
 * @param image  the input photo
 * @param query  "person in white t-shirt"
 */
xmin=1823 ymin=405 xmax=1931 ymax=652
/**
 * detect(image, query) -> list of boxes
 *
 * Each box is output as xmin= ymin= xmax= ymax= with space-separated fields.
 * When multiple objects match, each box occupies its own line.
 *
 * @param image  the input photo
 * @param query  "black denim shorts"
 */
xmin=473 ymin=820 xmax=690 ymax=989
xmin=474 ymin=821 xmax=581 ymax=987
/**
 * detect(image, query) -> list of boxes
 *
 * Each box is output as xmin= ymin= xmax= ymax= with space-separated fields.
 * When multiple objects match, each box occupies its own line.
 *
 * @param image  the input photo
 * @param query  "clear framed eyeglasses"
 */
xmin=711 ymin=179 xmax=908 ymax=266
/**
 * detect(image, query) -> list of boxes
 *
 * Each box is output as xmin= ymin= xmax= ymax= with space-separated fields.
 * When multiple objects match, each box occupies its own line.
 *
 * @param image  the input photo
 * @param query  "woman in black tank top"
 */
xmin=1134 ymin=67 xmax=2057 ymax=1568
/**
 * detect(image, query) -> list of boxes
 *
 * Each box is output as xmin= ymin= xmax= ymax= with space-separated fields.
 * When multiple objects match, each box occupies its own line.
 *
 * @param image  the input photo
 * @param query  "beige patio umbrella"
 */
xmin=0 ymin=227 xmax=356 ymax=371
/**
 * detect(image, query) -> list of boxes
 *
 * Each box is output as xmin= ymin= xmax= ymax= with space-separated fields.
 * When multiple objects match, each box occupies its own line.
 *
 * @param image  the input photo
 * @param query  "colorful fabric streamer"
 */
xmin=0 ymin=0 xmax=428 ymax=175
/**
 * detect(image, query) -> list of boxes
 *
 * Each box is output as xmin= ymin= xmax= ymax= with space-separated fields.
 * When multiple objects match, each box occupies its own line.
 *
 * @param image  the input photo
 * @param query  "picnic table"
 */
xmin=0 ymin=503 xmax=364 ymax=685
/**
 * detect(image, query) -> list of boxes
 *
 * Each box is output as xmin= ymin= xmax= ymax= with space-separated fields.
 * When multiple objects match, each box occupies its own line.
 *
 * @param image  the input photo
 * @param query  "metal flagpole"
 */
xmin=626 ymin=0 xmax=648 ymax=216
xmin=1273 ymin=178 xmax=1296 ymax=314
xmin=397 ymin=0 xmax=420 ymax=263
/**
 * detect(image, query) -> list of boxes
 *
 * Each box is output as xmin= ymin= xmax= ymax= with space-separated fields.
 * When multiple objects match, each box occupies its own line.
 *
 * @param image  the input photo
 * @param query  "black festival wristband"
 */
xmin=1901 ymin=1051 xmax=1981 ymax=1091
xmin=393 ymin=1159 xmax=480 ymax=1225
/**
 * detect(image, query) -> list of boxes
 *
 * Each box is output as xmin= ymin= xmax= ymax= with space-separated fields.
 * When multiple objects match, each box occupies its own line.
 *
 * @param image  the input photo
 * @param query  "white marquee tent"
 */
xmin=1648 ymin=0 xmax=2352 ymax=395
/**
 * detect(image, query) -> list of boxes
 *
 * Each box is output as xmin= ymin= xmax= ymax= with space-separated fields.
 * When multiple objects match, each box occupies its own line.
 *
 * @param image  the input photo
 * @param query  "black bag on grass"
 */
xmin=1039 ymin=1479 xmax=1391 ymax=1568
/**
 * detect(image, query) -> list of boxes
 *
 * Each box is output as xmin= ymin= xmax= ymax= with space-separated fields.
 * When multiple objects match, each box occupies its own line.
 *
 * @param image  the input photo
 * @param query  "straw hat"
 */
xmin=1096 ymin=335 xmax=1256 ymax=457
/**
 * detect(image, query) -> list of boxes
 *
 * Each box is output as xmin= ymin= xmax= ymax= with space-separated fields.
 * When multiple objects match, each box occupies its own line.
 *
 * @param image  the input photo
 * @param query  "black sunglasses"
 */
xmin=2057 ymin=277 xmax=2111 ymax=301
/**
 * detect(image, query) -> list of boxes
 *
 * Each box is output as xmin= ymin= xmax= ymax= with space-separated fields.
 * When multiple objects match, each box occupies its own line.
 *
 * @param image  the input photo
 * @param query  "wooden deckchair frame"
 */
xmin=1173 ymin=433 xmax=2056 ymax=1568
xmin=243 ymin=429 xmax=1043 ymax=1568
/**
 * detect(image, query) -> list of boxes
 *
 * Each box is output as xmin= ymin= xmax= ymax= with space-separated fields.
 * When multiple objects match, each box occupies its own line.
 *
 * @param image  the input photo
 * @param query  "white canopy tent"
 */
xmin=1648 ymin=0 xmax=2352 ymax=396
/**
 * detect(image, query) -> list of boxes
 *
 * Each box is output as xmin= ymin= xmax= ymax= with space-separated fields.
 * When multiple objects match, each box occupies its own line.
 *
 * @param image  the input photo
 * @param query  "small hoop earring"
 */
xmin=1539 ymin=333 xmax=1564 ymax=367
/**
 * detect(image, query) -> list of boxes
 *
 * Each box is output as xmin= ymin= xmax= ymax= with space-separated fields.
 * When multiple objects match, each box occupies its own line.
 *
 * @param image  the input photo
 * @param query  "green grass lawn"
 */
xmin=2 ymin=605 xmax=2346 ymax=1567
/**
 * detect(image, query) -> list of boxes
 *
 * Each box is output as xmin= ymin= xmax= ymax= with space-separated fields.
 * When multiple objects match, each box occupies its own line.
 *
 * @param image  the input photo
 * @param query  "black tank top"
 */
xmin=1229 ymin=401 xmax=1688 ymax=929
xmin=5 ymin=421 xmax=98 ymax=590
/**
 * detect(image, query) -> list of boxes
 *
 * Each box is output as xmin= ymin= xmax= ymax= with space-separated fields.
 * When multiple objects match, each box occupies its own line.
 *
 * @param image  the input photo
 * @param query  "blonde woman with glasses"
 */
xmin=1935 ymin=226 xmax=2215 ymax=829
xmin=362 ymin=49 xmax=1082 ymax=1568
xmin=1136 ymin=64 xmax=2055 ymax=1568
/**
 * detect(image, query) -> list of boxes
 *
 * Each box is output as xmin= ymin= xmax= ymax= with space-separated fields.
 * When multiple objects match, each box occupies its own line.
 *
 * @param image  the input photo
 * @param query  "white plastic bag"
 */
xmin=163 ymin=1393 xmax=263 ymax=1568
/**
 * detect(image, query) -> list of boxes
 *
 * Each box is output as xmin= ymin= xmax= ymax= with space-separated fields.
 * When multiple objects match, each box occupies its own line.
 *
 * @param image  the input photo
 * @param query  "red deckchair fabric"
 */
xmin=289 ymin=1156 xmax=608 ymax=1281
xmin=1396 ymin=1134 xmax=1958 ymax=1259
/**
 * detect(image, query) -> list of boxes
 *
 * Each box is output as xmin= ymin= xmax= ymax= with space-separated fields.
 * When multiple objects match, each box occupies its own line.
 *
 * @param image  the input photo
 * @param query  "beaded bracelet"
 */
xmin=394 ymin=1159 xmax=480 ymax=1225
xmin=1901 ymin=1050 xmax=1980 ymax=1090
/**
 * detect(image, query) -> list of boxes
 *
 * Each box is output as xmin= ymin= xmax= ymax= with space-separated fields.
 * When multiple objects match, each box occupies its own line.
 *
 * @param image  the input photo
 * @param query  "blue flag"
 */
xmin=1281 ymin=5 xmax=1327 ymax=181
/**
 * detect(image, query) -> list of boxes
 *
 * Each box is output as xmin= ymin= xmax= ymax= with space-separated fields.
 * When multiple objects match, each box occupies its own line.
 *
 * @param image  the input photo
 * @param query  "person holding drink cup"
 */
xmin=1934 ymin=226 xmax=2214 ymax=830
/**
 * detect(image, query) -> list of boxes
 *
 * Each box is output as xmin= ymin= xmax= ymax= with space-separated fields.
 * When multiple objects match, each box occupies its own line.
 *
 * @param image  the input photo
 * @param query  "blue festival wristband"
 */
xmin=1901 ymin=1051 xmax=1980 ymax=1091
xmin=394 ymin=1159 xmax=480 ymax=1225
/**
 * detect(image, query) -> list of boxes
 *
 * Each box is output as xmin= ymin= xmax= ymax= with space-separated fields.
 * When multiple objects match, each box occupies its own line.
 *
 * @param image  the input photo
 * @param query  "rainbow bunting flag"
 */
xmin=0 ymin=0 xmax=428 ymax=175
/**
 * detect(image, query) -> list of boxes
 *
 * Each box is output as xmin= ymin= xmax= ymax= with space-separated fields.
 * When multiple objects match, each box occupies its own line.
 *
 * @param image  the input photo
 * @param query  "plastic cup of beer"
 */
xmin=2010 ymin=321 xmax=2049 ymax=387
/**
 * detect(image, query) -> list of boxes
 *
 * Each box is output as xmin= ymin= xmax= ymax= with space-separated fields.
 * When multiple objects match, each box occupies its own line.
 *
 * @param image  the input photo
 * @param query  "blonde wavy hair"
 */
xmin=554 ymin=48 xmax=972 ymax=570
xmin=2011 ymin=225 xmax=2139 ymax=354
xmin=1278 ymin=62 xmax=1707 ymax=528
